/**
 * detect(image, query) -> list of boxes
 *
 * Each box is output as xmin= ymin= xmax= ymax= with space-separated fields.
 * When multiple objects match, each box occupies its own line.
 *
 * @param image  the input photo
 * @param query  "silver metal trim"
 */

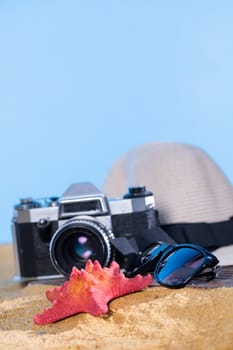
xmin=13 ymin=273 xmax=64 ymax=283
xmin=59 ymin=197 xmax=109 ymax=219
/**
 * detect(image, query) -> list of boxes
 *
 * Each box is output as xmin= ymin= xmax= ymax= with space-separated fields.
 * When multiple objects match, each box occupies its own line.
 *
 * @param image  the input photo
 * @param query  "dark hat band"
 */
xmin=162 ymin=218 xmax=233 ymax=251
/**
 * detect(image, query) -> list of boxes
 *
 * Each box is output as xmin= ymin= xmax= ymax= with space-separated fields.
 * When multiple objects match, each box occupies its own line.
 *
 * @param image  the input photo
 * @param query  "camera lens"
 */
xmin=49 ymin=217 xmax=113 ymax=277
xmin=64 ymin=230 xmax=106 ymax=264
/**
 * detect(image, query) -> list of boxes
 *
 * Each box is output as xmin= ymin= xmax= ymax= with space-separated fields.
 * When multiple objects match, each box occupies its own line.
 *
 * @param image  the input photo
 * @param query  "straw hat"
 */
xmin=103 ymin=142 xmax=233 ymax=264
xmin=103 ymin=141 xmax=233 ymax=225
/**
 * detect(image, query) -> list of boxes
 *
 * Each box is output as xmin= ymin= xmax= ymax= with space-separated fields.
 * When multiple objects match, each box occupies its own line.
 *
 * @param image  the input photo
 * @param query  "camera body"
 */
xmin=12 ymin=182 xmax=164 ymax=282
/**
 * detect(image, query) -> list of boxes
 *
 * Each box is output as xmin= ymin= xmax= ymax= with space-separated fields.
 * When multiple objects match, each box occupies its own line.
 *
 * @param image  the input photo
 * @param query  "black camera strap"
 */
xmin=110 ymin=225 xmax=176 ymax=258
xmin=110 ymin=236 xmax=139 ymax=256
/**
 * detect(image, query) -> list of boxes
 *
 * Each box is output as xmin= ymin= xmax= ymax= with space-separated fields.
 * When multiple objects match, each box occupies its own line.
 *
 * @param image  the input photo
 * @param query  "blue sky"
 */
xmin=1 ymin=0 xmax=233 ymax=243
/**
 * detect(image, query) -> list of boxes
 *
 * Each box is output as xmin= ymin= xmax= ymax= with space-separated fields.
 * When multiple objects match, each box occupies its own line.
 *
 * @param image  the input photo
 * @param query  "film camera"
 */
xmin=12 ymin=182 xmax=171 ymax=282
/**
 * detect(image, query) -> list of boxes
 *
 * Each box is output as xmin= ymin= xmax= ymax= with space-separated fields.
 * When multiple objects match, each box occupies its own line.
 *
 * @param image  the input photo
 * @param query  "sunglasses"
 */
xmin=125 ymin=243 xmax=220 ymax=288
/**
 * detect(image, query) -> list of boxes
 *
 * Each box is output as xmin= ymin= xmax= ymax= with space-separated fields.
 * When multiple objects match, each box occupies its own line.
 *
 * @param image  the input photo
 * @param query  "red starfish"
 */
xmin=34 ymin=260 xmax=153 ymax=324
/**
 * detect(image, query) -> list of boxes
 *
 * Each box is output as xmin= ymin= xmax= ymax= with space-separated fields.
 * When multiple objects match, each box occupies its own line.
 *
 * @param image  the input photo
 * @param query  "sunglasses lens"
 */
xmin=155 ymin=247 xmax=205 ymax=286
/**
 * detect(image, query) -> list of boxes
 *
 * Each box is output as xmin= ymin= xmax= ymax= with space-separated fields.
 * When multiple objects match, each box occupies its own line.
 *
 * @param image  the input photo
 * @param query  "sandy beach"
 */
xmin=1 ymin=244 xmax=233 ymax=350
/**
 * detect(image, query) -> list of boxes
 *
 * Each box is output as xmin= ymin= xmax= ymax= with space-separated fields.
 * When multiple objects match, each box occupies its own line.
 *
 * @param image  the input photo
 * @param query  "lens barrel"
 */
xmin=49 ymin=217 xmax=113 ymax=277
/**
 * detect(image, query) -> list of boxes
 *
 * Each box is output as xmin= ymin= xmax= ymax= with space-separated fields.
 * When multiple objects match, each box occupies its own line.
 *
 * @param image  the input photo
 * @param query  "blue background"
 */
xmin=1 ymin=0 xmax=233 ymax=243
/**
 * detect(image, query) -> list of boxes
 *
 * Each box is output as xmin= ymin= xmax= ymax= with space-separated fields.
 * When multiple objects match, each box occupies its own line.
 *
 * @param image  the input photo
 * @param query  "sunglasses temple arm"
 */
xmin=195 ymin=266 xmax=219 ymax=281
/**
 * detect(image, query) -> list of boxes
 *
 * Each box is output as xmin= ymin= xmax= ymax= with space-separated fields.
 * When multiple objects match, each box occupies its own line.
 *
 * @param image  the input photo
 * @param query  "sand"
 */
xmin=1 ymin=244 xmax=233 ymax=350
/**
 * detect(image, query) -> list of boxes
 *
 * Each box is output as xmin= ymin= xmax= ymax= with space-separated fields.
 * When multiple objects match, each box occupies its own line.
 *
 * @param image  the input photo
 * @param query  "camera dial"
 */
xmin=47 ymin=197 xmax=59 ymax=207
xmin=16 ymin=198 xmax=41 ymax=210
xmin=123 ymin=185 xmax=153 ymax=199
